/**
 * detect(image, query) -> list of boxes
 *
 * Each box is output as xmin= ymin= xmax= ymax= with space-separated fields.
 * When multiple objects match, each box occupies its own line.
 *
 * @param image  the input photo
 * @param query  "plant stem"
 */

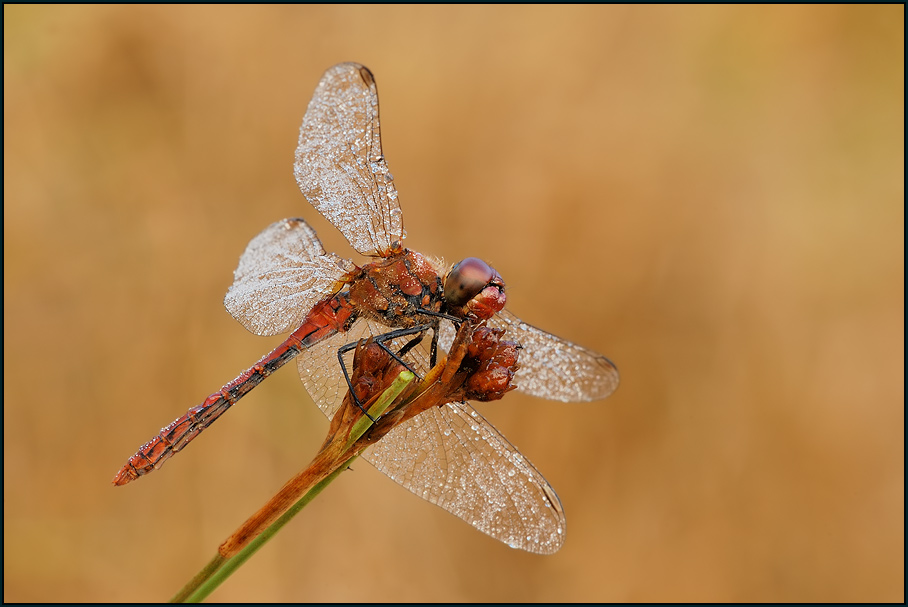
xmin=170 ymin=370 xmax=414 ymax=603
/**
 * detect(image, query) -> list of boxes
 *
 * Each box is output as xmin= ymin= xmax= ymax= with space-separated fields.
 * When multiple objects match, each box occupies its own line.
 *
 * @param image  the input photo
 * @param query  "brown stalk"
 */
xmin=216 ymin=318 xmax=518 ymax=560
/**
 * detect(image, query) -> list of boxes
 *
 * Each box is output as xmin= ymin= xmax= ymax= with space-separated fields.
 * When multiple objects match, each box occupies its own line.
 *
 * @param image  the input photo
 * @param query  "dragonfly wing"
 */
xmin=294 ymin=63 xmax=406 ymax=257
xmin=296 ymin=318 xmax=390 ymax=419
xmin=438 ymin=309 xmax=620 ymax=402
xmin=364 ymin=401 xmax=566 ymax=554
xmin=296 ymin=317 xmax=438 ymax=418
xmin=297 ymin=319 xmax=565 ymax=554
xmin=224 ymin=218 xmax=353 ymax=337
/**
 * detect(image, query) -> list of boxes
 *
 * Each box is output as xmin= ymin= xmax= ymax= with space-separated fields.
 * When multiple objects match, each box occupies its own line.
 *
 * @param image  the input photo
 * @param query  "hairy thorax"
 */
xmin=345 ymin=250 xmax=445 ymax=327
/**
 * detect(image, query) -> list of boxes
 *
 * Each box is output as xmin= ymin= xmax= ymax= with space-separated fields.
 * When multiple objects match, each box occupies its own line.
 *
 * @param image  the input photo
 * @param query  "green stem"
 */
xmin=171 ymin=370 xmax=415 ymax=603
xmin=181 ymin=457 xmax=355 ymax=603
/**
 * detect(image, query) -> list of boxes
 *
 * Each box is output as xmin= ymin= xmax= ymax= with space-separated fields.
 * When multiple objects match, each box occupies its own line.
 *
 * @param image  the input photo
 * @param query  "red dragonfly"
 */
xmin=114 ymin=63 xmax=619 ymax=554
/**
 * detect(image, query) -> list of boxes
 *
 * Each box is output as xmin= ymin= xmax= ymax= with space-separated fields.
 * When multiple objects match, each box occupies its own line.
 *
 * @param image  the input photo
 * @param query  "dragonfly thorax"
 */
xmin=346 ymin=249 xmax=446 ymax=327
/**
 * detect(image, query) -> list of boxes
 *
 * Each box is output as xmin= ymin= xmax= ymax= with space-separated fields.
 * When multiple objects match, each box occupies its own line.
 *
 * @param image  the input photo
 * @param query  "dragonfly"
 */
xmin=114 ymin=62 xmax=619 ymax=554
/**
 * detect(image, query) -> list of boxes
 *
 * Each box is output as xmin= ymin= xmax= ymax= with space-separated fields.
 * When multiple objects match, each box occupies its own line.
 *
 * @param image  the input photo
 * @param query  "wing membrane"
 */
xmin=295 ymin=318 xmax=565 ymax=553
xmin=224 ymin=218 xmax=352 ymax=336
xmin=366 ymin=401 xmax=566 ymax=554
xmin=489 ymin=309 xmax=620 ymax=401
xmin=439 ymin=309 xmax=620 ymax=402
xmin=294 ymin=63 xmax=405 ymax=257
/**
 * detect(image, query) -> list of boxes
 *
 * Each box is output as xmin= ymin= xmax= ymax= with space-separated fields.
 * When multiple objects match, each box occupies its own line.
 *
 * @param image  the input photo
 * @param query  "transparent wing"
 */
xmin=296 ymin=318 xmax=388 ymax=419
xmin=365 ymin=401 xmax=566 ymax=554
xmin=293 ymin=62 xmax=406 ymax=257
xmin=224 ymin=218 xmax=353 ymax=337
xmin=297 ymin=317 xmax=437 ymax=420
xmin=296 ymin=318 xmax=565 ymax=554
xmin=439 ymin=309 xmax=620 ymax=402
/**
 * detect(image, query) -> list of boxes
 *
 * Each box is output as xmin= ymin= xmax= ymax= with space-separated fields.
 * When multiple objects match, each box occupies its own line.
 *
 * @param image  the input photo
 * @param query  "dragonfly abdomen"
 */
xmin=112 ymin=294 xmax=358 ymax=486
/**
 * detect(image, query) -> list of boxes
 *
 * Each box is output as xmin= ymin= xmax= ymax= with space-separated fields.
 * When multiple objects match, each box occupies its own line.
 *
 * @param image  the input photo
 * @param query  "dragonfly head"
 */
xmin=443 ymin=257 xmax=506 ymax=320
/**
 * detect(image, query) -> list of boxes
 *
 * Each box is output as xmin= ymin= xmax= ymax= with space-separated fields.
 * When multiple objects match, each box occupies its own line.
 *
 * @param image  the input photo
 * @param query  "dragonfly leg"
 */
xmin=339 ymin=324 xmax=435 ymax=375
xmin=336 ymin=324 xmax=435 ymax=420
xmin=335 ymin=346 xmax=377 ymax=422
xmin=415 ymin=308 xmax=463 ymax=367
xmin=429 ymin=326 xmax=439 ymax=368
xmin=395 ymin=324 xmax=433 ymax=359
xmin=418 ymin=308 xmax=463 ymax=325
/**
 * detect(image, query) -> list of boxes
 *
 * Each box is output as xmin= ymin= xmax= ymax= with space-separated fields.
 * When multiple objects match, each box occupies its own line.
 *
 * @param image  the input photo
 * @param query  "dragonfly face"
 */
xmin=443 ymin=257 xmax=507 ymax=321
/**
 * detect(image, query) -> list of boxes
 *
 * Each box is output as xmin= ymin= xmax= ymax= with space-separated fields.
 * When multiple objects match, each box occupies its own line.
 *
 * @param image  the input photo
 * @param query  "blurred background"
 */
xmin=4 ymin=5 xmax=903 ymax=602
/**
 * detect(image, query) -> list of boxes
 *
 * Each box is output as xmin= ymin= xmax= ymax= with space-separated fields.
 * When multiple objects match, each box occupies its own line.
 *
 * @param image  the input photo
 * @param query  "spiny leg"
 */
xmin=336 ymin=324 xmax=435 ymax=421
xmin=338 ymin=324 xmax=434 ymax=376
xmin=396 ymin=323 xmax=434 ymax=360
xmin=429 ymin=327 xmax=439 ymax=368
xmin=416 ymin=309 xmax=464 ymax=368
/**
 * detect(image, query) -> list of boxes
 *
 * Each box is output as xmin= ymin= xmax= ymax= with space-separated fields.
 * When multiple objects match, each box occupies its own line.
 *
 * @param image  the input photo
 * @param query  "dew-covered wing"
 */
xmin=365 ymin=401 xmax=566 ymax=554
xmin=439 ymin=309 xmax=619 ymax=402
xmin=295 ymin=318 xmax=389 ymax=420
xmin=224 ymin=218 xmax=353 ymax=337
xmin=293 ymin=63 xmax=405 ymax=257
xmin=295 ymin=318 xmax=565 ymax=554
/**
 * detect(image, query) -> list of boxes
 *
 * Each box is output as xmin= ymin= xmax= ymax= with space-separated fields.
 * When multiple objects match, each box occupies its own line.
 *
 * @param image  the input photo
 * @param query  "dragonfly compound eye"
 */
xmin=444 ymin=257 xmax=495 ymax=307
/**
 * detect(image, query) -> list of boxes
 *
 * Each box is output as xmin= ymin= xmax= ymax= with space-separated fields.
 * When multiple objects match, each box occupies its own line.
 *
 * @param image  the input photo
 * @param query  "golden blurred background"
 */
xmin=4 ymin=5 xmax=903 ymax=602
